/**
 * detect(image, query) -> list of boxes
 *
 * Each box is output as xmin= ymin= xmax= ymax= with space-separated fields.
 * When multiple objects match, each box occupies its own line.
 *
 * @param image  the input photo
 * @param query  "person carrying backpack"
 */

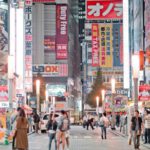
xmin=57 ymin=110 xmax=70 ymax=150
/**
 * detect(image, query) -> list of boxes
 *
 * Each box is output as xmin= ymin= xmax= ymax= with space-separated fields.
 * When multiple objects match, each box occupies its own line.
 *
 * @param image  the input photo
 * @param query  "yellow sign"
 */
xmin=99 ymin=24 xmax=113 ymax=68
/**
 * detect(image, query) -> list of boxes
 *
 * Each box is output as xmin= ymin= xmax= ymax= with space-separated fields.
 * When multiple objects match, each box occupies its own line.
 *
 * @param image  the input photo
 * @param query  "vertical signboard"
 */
xmin=92 ymin=24 xmax=99 ymax=66
xmin=99 ymin=24 xmax=113 ymax=68
xmin=24 ymin=0 xmax=33 ymax=92
xmin=113 ymin=23 xmax=123 ymax=67
xmin=0 ymin=3 xmax=8 ymax=102
xmin=56 ymin=4 xmax=68 ymax=59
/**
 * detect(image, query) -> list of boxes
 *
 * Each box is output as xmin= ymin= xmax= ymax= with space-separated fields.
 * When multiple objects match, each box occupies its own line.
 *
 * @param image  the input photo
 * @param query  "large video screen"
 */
xmin=46 ymin=84 xmax=66 ymax=97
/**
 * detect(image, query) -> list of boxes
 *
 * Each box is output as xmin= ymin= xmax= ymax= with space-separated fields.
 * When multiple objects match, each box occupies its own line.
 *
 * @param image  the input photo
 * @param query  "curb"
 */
xmin=110 ymin=130 xmax=150 ymax=149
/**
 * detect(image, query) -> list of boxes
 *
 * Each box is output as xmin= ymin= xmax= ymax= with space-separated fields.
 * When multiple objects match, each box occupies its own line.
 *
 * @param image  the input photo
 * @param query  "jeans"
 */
xmin=49 ymin=133 xmax=57 ymax=150
xmin=132 ymin=130 xmax=141 ymax=149
xmin=101 ymin=126 xmax=106 ymax=139
xmin=145 ymin=128 xmax=150 ymax=143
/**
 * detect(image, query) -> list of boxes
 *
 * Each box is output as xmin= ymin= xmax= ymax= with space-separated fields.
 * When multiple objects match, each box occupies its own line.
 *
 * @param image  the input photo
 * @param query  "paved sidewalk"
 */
xmin=110 ymin=128 xmax=150 ymax=149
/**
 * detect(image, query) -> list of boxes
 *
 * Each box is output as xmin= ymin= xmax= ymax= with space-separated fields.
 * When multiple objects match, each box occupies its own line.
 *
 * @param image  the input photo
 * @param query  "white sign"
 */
xmin=0 ymin=102 xmax=9 ymax=108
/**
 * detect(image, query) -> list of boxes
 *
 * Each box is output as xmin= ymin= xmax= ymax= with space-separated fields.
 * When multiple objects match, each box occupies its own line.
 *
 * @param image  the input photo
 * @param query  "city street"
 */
xmin=0 ymin=126 xmax=149 ymax=150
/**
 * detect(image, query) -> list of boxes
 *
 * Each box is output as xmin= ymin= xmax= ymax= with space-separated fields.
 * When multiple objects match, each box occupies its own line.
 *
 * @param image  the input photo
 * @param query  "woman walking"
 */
xmin=15 ymin=109 xmax=29 ymax=150
xmin=46 ymin=113 xmax=57 ymax=150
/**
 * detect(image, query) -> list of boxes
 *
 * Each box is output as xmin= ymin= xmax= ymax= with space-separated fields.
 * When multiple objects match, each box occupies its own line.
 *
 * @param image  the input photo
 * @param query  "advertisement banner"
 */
xmin=29 ymin=97 xmax=36 ymax=108
xmin=99 ymin=24 xmax=113 ymax=68
xmin=0 ymin=86 xmax=8 ymax=101
xmin=33 ymin=64 xmax=68 ymax=77
xmin=113 ymin=23 xmax=123 ymax=66
xmin=46 ymin=84 xmax=66 ymax=97
xmin=92 ymin=24 xmax=99 ymax=66
xmin=24 ymin=0 xmax=33 ymax=92
xmin=44 ymin=36 xmax=55 ymax=52
xmin=86 ymin=0 xmax=123 ymax=20
xmin=0 ymin=5 xmax=8 ymax=103
xmin=56 ymin=5 xmax=68 ymax=59
xmin=139 ymin=85 xmax=150 ymax=101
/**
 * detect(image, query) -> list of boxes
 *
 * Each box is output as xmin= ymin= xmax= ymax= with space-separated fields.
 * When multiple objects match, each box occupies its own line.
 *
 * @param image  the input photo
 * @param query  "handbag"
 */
xmin=12 ymin=130 xmax=17 ymax=150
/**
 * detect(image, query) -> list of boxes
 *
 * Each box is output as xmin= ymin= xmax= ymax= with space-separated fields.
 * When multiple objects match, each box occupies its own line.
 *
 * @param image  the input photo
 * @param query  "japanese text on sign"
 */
xmin=86 ymin=0 xmax=123 ymax=20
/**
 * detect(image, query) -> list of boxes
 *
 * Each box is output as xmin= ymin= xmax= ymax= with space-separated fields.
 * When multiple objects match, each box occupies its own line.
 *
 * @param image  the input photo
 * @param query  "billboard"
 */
xmin=98 ymin=23 xmax=123 ymax=68
xmin=0 ymin=86 xmax=8 ymax=101
xmin=92 ymin=24 xmax=99 ymax=66
xmin=113 ymin=23 xmax=123 ymax=67
xmin=139 ymin=85 xmax=150 ymax=101
xmin=86 ymin=0 xmax=123 ymax=20
xmin=0 ymin=3 xmax=8 ymax=102
xmin=24 ymin=0 xmax=33 ymax=92
xmin=46 ymin=84 xmax=66 ymax=97
xmin=56 ymin=4 xmax=68 ymax=59
xmin=33 ymin=64 xmax=68 ymax=77
xmin=99 ymin=24 xmax=113 ymax=68
xmin=44 ymin=36 xmax=55 ymax=52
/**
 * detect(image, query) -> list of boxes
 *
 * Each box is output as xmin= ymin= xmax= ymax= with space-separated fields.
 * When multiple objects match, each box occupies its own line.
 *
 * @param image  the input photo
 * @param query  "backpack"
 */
xmin=59 ymin=118 xmax=69 ymax=132
xmin=99 ymin=118 xmax=104 ymax=127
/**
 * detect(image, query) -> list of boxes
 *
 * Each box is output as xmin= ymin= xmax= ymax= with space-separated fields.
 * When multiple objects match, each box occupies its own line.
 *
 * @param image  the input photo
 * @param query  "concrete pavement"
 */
xmin=0 ymin=126 xmax=149 ymax=150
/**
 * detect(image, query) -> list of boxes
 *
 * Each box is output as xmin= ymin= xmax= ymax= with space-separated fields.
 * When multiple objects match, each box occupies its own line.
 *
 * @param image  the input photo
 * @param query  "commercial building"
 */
xmin=81 ymin=0 xmax=125 ymax=112
xmin=30 ymin=0 xmax=81 ymax=114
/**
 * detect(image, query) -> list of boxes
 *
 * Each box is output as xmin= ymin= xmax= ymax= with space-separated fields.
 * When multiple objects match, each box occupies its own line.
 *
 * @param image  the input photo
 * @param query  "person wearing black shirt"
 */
xmin=46 ymin=113 xmax=57 ymax=150
xmin=130 ymin=110 xmax=143 ymax=150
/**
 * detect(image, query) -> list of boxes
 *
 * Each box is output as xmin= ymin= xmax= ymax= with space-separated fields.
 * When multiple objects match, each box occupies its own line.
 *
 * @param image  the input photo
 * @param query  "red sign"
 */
xmin=86 ymin=0 xmax=123 ymax=20
xmin=56 ymin=5 xmax=68 ymax=59
xmin=0 ymin=86 xmax=8 ymax=101
xmin=139 ymin=85 xmax=150 ymax=101
xmin=92 ymin=24 xmax=99 ymax=66
xmin=44 ymin=36 xmax=55 ymax=52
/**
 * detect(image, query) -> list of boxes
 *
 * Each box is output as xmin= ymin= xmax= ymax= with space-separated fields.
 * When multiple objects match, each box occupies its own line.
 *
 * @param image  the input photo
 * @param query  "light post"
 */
xmin=111 ymin=78 xmax=116 ymax=130
xmin=53 ymin=96 xmax=56 ymax=112
xmin=96 ymin=96 xmax=99 ymax=115
xmin=101 ymin=89 xmax=106 ymax=112
xmin=36 ymin=80 xmax=40 ymax=113
xmin=132 ymin=54 xmax=139 ymax=111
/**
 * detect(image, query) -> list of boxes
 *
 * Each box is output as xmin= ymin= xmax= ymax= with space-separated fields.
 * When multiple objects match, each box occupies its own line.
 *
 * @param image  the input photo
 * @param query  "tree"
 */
xmin=86 ymin=68 xmax=105 ymax=107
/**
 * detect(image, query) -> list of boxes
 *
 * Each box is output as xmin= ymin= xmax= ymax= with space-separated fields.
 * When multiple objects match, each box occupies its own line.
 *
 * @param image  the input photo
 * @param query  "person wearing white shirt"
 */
xmin=99 ymin=112 xmax=109 ymax=139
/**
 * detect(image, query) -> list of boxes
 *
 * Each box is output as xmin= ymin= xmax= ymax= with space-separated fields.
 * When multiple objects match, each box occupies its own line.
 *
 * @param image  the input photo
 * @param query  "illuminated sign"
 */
xmin=33 ymin=64 xmax=68 ymax=77
xmin=56 ymin=4 xmax=68 ymax=59
xmin=24 ymin=0 xmax=33 ymax=92
xmin=86 ymin=0 xmax=123 ymax=20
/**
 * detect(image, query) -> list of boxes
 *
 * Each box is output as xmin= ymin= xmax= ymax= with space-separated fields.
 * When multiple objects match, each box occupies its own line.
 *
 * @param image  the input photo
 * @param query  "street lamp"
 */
xmin=101 ymin=89 xmax=106 ymax=112
xmin=36 ymin=80 xmax=40 ymax=113
xmin=132 ymin=54 xmax=139 ymax=111
xmin=96 ymin=96 xmax=99 ymax=115
xmin=111 ymin=77 xmax=116 ymax=130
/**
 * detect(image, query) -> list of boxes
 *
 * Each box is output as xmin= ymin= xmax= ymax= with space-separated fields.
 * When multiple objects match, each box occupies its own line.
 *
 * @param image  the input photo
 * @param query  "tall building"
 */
xmin=31 ymin=0 xmax=80 ymax=112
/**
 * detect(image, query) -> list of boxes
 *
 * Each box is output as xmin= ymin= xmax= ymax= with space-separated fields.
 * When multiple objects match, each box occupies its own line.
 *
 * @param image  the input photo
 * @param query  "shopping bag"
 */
xmin=128 ymin=135 xmax=132 ymax=145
